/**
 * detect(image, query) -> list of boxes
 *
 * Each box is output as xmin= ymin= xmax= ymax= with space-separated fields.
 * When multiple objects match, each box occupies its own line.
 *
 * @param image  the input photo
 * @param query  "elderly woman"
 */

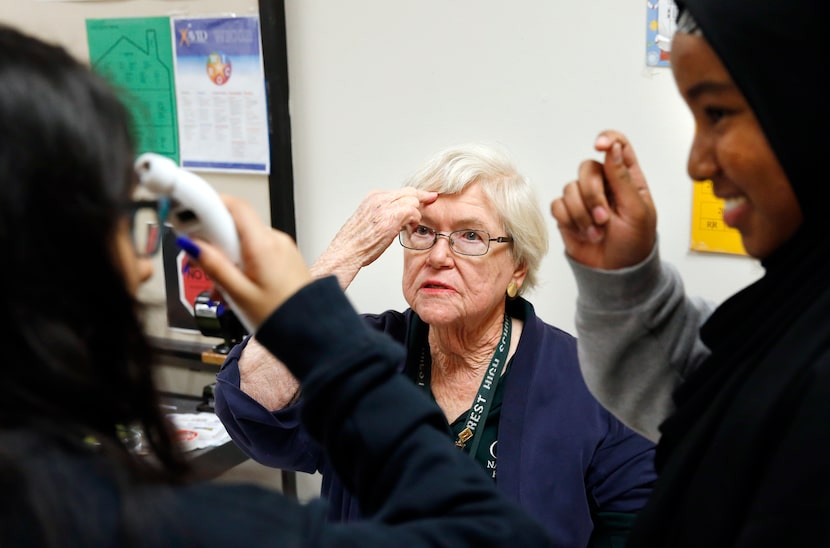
xmin=214 ymin=143 xmax=656 ymax=546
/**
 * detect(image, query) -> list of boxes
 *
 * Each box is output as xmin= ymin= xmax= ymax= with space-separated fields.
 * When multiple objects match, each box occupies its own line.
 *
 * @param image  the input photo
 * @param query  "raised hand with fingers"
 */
xmin=551 ymin=130 xmax=657 ymax=270
xmin=311 ymin=187 xmax=438 ymax=288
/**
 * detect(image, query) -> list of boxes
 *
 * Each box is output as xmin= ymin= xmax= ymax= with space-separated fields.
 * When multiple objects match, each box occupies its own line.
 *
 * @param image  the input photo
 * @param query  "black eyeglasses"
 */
xmin=126 ymin=198 xmax=170 ymax=257
xmin=399 ymin=225 xmax=513 ymax=257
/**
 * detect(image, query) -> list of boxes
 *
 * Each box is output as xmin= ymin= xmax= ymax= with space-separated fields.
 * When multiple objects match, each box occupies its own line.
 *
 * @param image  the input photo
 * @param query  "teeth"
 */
xmin=723 ymin=196 xmax=746 ymax=213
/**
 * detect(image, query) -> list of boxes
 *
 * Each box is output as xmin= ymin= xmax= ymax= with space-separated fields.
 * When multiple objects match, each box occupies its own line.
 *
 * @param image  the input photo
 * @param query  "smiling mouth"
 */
xmin=721 ymin=195 xmax=749 ymax=228
xmin=722 ymin=196 xmax=747 ymax=213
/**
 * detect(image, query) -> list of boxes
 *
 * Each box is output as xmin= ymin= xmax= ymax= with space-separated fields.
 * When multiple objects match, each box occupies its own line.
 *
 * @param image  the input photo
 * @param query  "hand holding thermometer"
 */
xmin=134 ymin=153 xmax=255 ymax=333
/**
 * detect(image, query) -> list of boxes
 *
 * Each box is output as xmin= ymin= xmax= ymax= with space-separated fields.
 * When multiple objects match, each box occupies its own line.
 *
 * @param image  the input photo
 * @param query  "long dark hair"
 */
xmin=0 ymin=24 xmax=191 ymax=542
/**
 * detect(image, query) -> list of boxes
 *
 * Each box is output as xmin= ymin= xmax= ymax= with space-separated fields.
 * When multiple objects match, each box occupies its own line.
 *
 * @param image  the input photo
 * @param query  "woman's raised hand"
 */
xmin=310 ymin=188 xmax=438 ymax=288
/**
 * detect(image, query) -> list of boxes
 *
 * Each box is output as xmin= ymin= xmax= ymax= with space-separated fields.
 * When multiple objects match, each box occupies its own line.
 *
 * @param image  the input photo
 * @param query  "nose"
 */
xmin=687 ymin=129 xmax=718 ymax=182
xmin=426 ymin=233 xmax=454 ymax=267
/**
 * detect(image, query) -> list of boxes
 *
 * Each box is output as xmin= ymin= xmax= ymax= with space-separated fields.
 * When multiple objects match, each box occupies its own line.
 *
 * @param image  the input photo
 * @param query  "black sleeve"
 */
xmin=253 ymin=276 xmax=553 ymax=547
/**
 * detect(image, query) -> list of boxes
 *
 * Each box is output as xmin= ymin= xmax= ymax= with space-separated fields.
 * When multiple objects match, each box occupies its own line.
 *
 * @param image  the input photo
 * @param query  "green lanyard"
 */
xmin=418 ymin=314 xmax=511 ymax=457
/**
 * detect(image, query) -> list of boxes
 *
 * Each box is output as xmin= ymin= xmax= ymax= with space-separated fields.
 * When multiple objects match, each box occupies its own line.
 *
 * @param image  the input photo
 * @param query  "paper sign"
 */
xmin=689 ymin=180 xmax=747 ymax=256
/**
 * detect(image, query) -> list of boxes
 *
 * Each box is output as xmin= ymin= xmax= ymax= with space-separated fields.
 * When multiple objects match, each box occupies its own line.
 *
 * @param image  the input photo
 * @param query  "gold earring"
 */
xmin=506 ymin=280 xmax=518 ymax=298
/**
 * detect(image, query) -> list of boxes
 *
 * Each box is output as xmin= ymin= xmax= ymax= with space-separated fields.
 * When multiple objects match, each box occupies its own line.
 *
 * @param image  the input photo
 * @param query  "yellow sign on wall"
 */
xmin=690 ymin=180 xmax=747 ymax=256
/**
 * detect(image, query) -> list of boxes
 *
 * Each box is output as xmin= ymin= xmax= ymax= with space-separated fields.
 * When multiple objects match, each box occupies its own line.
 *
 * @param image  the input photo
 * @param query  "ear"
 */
xmin=511 ymin=261 xmax=528 ymax=289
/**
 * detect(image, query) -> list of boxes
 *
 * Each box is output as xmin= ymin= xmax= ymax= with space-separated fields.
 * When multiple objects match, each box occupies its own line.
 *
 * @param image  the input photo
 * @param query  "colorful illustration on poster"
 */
xmin=207 ymin=52 xmax=232 ymax=85
xmin=646 ymin=0 xmax=677 ymax=67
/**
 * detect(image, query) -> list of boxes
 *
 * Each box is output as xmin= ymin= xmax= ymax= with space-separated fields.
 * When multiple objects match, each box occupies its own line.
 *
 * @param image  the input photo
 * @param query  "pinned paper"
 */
xmin=689 ymin=180 xmax=747 ymax=256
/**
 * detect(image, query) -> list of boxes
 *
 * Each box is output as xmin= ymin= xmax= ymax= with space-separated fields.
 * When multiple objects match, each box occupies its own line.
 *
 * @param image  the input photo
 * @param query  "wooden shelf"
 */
xmin=149 ymin=336 xmax=231 ymax=372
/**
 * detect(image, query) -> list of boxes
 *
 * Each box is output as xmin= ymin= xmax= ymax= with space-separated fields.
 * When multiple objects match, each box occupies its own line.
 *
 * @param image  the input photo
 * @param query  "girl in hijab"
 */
xmin=551 ymin=0 xmax=829 ymax=545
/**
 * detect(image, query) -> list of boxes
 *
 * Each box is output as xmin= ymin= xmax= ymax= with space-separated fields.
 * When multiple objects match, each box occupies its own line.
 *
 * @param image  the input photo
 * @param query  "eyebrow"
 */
xmin=685 ymin=80 xmax=739 ymax=101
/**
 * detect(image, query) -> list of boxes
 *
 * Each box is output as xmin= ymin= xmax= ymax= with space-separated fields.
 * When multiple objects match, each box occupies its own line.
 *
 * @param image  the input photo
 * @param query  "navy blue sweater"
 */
xmin=216 ymin=294 xmax=656 ymax=546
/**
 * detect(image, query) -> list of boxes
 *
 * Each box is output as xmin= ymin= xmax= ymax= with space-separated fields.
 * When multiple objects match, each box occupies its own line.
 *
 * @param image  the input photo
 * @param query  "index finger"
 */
xmin=416 ymin=189 xmax=439 ymax=206
xmin=575 ymin=158 xmax=614 ymax=226
xmin=397 ymin=187 xmax=439 ymax=206
xmin=595 ymin=131 xmax=648 ymax=212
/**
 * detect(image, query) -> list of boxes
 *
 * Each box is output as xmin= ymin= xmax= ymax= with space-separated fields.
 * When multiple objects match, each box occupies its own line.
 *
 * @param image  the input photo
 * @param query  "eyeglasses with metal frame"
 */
xmin=398 ymin=225 xmax=513 ymax=257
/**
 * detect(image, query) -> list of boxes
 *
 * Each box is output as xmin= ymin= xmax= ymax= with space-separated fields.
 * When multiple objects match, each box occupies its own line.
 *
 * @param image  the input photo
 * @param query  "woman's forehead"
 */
xmin=421 ymin=187 xmax=500 ymax=226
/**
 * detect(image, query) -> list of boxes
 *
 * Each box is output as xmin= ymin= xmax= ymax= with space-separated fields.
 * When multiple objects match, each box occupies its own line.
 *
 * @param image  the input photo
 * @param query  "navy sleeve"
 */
xmin=588 ymin=411 xmax=657 ymax=513
xmin=214 ymin=304 xmax=410 ymax=473
xmin=213 ymin=337 xmax=323 ymax=473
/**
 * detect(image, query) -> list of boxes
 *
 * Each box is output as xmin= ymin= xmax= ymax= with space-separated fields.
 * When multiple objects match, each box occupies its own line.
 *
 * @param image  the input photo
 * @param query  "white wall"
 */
xmin=282 ymin=0 xmax=763 ymax=334
xmin=3 ymin=0 xmax=763 ymax=340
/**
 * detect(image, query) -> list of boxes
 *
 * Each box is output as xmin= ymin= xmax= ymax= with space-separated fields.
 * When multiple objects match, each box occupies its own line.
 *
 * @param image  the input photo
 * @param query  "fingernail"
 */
xmin=176 ymin=235 xmax=201 ymax=259
xmin=612 ymin=142 xmax=623 ymax=164
xmin=595 ymin=135 xmax=610 ymax=148
xmin=592 ymin=206 xmax=609 ymax=224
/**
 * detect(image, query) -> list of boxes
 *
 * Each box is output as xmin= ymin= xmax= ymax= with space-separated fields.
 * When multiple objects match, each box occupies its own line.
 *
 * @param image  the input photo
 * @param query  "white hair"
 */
xmin=403 ymin=143 xmax=548 ymax=295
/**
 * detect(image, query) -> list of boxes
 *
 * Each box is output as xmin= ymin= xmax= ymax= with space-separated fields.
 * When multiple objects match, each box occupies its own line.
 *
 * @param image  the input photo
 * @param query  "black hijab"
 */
xmin=627 ymin=0 xmax=830 ymax=546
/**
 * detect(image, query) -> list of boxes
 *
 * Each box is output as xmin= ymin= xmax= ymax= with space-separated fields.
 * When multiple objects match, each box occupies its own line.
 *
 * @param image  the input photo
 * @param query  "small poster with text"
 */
xmin=171 ymin=16 xmax=270 ymax=174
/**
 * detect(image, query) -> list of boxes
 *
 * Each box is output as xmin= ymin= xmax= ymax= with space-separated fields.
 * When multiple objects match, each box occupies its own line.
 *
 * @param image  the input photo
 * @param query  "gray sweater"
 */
xmin=567 ymin=244 xmax=714 ymax=441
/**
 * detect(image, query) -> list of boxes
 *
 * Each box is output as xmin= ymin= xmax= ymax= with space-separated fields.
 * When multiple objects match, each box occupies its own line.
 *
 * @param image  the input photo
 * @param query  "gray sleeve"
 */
xmin=567 ymin=244 xmax=715 ymax=442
